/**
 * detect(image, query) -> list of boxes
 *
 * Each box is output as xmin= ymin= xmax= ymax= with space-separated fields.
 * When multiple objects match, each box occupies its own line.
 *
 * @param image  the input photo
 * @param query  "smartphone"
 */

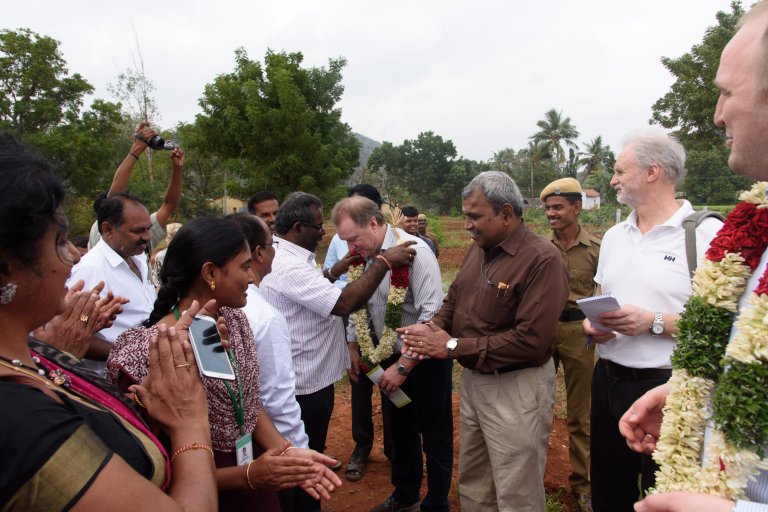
xmin=187 ymin=315 xmax=236 ymax=380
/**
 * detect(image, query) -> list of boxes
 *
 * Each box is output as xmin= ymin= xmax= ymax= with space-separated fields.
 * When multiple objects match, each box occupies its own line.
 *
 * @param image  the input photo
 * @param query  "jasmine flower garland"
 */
xmin=653 ymin=182 xmax=768 ymax=499
xmin=347 ymin=230 xmax=411 ymax=368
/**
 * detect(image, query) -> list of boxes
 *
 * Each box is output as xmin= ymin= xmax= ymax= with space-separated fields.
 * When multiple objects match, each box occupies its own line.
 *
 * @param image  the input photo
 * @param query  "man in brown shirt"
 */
xmin=541 ymin=177 xmax=601 ymax=512
xmin=399 ymin=171 xmax=569 ymax=512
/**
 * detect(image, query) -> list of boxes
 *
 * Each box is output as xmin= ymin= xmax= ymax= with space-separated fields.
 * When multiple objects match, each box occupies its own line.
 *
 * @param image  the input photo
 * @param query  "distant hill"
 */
xmin=354 ymin=132 xmax=381 ymax=168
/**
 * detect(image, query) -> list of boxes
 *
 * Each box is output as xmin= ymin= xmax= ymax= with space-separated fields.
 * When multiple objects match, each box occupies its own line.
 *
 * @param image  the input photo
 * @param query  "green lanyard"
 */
xmin=173 ymin=306 xmax=246 ymax=434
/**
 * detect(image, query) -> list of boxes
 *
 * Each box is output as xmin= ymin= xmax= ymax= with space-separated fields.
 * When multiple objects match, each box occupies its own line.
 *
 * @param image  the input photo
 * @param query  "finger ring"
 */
xmin=132 ymin=392 xmax=146 ymax=409
xmin=644 ymin=434 xmax=656 ymax=441
xmin=175 ymin=362 xmax=191 ymax=369
xmin=419 ymin=341 xmax=423 ymax=347
xmin=79 ymin=314 xmax=89 ymax=323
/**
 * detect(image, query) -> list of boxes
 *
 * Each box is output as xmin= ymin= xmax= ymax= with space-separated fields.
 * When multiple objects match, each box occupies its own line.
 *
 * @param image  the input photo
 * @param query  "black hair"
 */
xmin=247 ymin=191 xmax=278 ymax=214
xmin=348 ymin=183 xmax=383 ymax=208
xmin=71 ymin=235 xmax=89 ymax=249
xmin=226 ymin=212 xmax=268 ymax=252
xmin=274 ymin=191 xmax=322 ymax=235
xmin=0 ymin=134 xmax=66 ymax=276
xmin=144 ymin=216 xmax=246 ymax=326
xmin=96 ymin=191 xmax=144 ymax=234
xmin=92 ymin=191 xmax=108 ymax=214
xmin=400 ymin=205 xmax=419 ymax=218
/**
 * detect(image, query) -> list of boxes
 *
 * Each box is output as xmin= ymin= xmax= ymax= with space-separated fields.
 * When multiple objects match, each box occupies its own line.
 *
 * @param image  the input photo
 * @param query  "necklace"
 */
xmin=480 ymin=251 xmax=496 ymax=287
xmin=0 ymin=353 xmax=45 ymax=376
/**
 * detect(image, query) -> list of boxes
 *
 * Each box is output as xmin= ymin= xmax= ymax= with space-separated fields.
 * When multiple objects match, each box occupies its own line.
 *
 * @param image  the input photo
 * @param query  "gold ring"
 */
xmin=419 ymin=341 xmax=423 ymax=348
xmin=132 ymin=392 xmax=146 ymax=409
xmin=79 ymin=314 xmax=89 ymax=323
xmin=175 ymin=362 xmax=191 ymax=369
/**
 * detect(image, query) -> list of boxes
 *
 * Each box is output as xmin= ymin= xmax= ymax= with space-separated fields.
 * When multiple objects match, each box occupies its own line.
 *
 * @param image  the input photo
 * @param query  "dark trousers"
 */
xmin=382 ymin=356 xmax=454 ymax=511
xmin=351 ymin=357 xmax=393 ymax=460
xmin=295 ymin=384 xmax=335 ymax=512
xmin=590 ymin=360 xmax=670 ymax=512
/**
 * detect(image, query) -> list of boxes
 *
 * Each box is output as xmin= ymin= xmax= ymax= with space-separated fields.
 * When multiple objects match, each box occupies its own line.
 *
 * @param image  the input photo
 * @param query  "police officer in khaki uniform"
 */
xmin=540 ymin=178 xmax=600 ymax=512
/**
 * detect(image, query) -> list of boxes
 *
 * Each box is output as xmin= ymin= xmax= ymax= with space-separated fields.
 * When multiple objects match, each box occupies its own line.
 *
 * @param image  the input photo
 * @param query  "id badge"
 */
xmin=235 ymin=433 xmax=253 ymax=465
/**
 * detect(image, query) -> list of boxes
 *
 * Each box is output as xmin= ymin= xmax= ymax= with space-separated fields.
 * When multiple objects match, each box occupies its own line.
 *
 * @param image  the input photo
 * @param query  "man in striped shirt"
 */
xmin=332 ymin=196 xmax=451 ymax=512
xmin=260 ymin=192 xmax=415 ymax=510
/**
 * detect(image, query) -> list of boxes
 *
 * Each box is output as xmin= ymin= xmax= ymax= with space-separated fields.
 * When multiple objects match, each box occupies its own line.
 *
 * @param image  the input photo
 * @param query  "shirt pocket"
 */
xmin=472 ymin=281 xmax=517 ymax=327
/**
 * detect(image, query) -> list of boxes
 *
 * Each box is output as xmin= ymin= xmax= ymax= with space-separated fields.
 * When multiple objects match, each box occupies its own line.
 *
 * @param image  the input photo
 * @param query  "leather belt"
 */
xmin=559 ymin=309 xmax=586 ymax=322
xmin=478 ymin=365 xmax=519 ymax=375
xmin=601 ymin=359 xmax=671 ymax=382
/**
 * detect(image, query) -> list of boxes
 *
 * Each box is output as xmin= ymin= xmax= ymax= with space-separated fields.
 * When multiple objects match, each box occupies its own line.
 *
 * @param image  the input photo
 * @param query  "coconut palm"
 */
xmin=577 ymin=136 xmax=615 ymax=183
xmin=523 ymin=141 xmax=550 ymax=199
xmin=529 ymin=109 xmax=580 ymax=169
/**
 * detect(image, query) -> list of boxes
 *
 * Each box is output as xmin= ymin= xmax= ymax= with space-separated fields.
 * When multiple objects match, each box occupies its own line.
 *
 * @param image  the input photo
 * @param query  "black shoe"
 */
xmin=369 ymin=495 xmax=420 ymax=512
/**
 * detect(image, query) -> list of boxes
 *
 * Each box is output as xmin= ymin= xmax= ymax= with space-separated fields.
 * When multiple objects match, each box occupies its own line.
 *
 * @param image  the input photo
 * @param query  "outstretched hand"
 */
xmin=619 ymin=384 xmax=669 ymax=455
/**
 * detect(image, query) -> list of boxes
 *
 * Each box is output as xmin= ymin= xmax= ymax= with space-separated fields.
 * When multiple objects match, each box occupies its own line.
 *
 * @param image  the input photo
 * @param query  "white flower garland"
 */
xmin=654 ymin=183 xmax=768 ymax=499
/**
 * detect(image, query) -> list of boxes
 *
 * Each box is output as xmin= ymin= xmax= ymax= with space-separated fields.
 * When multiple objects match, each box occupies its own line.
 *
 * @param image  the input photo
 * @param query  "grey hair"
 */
xmin=462 ymin=171 xmax=524 ymax=216
xmin=331 ymin=196 xmax=384 ymax=227
xmin=274 ymin=191 xmax=323 ymax=235
xmin=623 ymin=133 xmax=686 ymax=185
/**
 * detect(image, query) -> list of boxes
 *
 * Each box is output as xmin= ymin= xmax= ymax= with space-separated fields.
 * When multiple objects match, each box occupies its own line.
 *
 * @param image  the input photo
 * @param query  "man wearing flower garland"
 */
xmin=582 ymin=133 xmax=722 ymax=512
xmin=399 ymin=171 xmax=570 ymax=512
xmin=260 ymin=191 xmax=417 ymax=511
xmin=620 ymin=3 xmax=768 ymax=511
xmin=331 ymin=196 xmax=450 ymax=512
xmin=541 ymin=177 xmax=601 ymax=512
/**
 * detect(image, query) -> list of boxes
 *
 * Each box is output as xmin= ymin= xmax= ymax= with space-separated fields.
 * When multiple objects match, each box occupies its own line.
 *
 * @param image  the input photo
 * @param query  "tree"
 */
xmin=0 ymin=28 xmax=93 ymax=135
xmin=578 ymin=136 xmax=615 ymax=183
xmin=194 ymin=48 xmax=360 ymax=203
xmin=522 ymin=141 xmax=551 ymax=199
xmin=650 ymin=2 xmax=748 ymax=202
xmin=529 ymin=109 xmax=580 ymax=169
xmin=367 ymin=131 xmax=458 ymax=212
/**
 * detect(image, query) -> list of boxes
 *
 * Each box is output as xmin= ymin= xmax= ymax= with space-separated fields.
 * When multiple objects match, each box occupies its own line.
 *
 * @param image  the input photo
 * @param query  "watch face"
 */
xmin=652 ymin=323 xmax=664 ymax=335
xmin=446 ymin=338 xmax=458 ymax=350
xmin=397 ymin=363 xmax=407 ymax=375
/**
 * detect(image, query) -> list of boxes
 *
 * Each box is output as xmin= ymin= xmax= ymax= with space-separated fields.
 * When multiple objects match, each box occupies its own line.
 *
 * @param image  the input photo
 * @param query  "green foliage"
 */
xmin=579 ymin=204 xmax=631 ymax=236
xmin=578 ymin=136 xmax=615 ymax=184
xmin=713 ymin=359 xmax=768 ymax=454
xmin=529 ymin=109 xmax=579 ymax=168
xmin=0 ymin=28 xmax=93 ymax=135
xmin=684 ymin=147 xmax=751 ymax=204
xmin=195 ymin=48 xmax=360 ymax=204
xmin=367 ymin=131 xmax=480 ymax=213
xmin=672 ymin=296 xmax=733 ymax=381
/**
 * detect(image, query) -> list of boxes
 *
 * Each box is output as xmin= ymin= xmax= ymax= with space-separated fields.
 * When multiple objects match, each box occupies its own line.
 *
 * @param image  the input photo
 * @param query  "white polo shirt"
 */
xmin=260 ymin=238 xmax=348 ymax=395
xmin=243 ymin=284 xmax=309 ymax=448
xmin=595 ymin=201 xmax=721 ymax=369
xmin=68 ymin=238 xmax=157 ymax=345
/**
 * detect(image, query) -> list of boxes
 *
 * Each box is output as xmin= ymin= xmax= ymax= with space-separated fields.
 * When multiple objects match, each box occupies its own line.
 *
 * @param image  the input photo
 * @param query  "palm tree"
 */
xmin=577 ymin=136 xmax=615 ymax=183
xmin=523 ymin=141 xmax=549 ymax=199
xmin=530 ymin=109 xmax=580 ymax=169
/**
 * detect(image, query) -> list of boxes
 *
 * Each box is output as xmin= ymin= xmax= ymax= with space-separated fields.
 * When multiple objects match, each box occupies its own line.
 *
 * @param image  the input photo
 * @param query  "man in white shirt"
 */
xmin=621 ymin=3 xmax=768 ymax=511
xmin=332 ymin=196 xmax=451 ymax=512
xmin=260 ymin=192 xmax=415 ymax=510
xmin=583 ymin=134 xmax=722 ymax=511
xmin=68 ymin=192 xmax=157 ymax=372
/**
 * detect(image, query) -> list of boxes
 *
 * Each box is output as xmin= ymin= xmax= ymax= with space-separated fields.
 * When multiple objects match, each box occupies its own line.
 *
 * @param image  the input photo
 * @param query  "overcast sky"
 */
xmin=5 ymin=0 xmax=733 ymax=162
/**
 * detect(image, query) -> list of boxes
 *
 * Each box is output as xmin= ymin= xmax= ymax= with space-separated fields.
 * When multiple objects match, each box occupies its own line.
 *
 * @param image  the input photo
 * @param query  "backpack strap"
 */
xmin=683 ymin=210 xmax=725 ymax=279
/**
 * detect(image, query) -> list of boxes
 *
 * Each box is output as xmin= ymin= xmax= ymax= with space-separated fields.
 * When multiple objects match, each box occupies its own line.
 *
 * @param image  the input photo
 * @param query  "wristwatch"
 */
xmin=396 ymin=361 xmax=409 ymax=376
xmin=650 ymin=312 xmax=664 ymax=336
xmin=446 ymin=337 xmax=459 ymax=358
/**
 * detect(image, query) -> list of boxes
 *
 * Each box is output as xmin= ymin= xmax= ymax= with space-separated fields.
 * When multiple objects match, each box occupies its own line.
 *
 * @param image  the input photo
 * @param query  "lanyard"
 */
xmin=173 ymin=306 xmax=246 ymax=433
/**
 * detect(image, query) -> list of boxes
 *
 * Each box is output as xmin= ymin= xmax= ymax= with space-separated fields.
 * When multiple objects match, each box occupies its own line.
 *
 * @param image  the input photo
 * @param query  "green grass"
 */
xmin=545 ymin=487 xmax=568 ymax=512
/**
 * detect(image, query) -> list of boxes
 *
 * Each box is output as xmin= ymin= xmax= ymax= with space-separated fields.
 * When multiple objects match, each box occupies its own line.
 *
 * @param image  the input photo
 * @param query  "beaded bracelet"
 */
xmin=376 ymin=254 xmax=392 ymax=271
xmin=170 ymin=441 xmax=214 ymax=463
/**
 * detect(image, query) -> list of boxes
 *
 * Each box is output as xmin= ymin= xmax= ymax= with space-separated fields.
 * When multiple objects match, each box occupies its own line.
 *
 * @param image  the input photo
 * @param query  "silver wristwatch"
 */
xmin=650 ymin=312 xmax=664 ymax=336
xmin=396 ymin=361 xmax=409 ymax=376
xmin=446 ymin=337 xmax=459 ymax=358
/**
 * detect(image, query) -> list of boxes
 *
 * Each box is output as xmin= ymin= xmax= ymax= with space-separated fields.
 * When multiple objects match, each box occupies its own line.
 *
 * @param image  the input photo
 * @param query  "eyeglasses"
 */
xmin=263 ymin=239 xmax=279 ymax=248
xmin=302 ymin=222 xmax=325 ymax=231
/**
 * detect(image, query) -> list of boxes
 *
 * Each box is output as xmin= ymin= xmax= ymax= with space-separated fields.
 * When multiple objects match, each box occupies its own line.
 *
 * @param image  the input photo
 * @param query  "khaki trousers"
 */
xmin=458 ymin=359 xmax=555 ymax=512
xmin=553 ymin=320 xmax=595 ymax=495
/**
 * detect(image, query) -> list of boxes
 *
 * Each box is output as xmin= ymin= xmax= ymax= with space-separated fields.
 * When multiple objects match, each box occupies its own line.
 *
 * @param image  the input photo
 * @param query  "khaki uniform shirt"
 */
xmin=548 ymin=226 xmax=601 ymax=310
xmin=431 ymin=222 xmax=569 ymax=372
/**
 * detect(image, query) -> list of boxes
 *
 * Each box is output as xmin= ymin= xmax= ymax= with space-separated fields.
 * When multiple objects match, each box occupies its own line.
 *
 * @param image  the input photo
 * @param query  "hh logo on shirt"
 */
xmin=664 ymin=255 xmax=676 ymax=262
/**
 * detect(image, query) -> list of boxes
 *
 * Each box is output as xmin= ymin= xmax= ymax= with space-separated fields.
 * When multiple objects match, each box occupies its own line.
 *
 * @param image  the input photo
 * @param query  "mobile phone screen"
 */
xmin=187 ymin=315 xmax=236 ymax=380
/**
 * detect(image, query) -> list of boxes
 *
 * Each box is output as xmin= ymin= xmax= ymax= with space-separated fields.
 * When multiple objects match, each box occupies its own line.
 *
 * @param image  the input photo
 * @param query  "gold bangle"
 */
xmin=376 ymin=254 xmax=392 ymax=271
xmin=246 ymin=459 xmax=257 ymax=490
xmin=170 ymin=441 xmax=214 ymax=463
xmin=280 ymin=446 xmax=298 ymax=456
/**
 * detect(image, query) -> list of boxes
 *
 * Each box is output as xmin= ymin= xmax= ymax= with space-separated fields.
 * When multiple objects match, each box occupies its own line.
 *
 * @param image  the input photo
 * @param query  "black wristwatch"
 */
xmin=396 ymin=361 xmax=409 ymax=376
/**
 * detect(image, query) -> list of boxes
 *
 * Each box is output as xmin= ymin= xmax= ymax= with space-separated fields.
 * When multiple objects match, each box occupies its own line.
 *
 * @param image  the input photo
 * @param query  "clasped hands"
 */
xmin=397 ymin=321 xmax=450 ymax=360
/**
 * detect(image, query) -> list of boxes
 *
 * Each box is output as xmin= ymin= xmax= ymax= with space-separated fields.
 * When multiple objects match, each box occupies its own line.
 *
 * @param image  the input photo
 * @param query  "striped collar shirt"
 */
xmin=259 ymin=237 xmax=348 ymax=395
xmin=347 ymin=226 xmax=444 ymax=351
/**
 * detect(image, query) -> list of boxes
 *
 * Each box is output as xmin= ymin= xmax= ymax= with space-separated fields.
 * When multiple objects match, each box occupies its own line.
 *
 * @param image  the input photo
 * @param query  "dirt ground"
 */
xmin=321 ymin=380 xmax=575 ymax=512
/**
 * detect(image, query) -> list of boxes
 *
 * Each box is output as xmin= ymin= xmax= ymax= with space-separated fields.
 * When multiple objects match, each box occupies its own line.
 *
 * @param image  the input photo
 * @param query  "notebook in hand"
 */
xmin=576 ymin=293 xmax=621 ymax=332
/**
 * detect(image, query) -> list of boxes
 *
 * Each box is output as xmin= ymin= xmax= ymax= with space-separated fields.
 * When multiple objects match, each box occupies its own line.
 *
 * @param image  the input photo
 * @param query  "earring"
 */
xmin=210 ymin=280 xmax=216 ymax=291
xmin=0 ymin=283 xmax=17 ymax=305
